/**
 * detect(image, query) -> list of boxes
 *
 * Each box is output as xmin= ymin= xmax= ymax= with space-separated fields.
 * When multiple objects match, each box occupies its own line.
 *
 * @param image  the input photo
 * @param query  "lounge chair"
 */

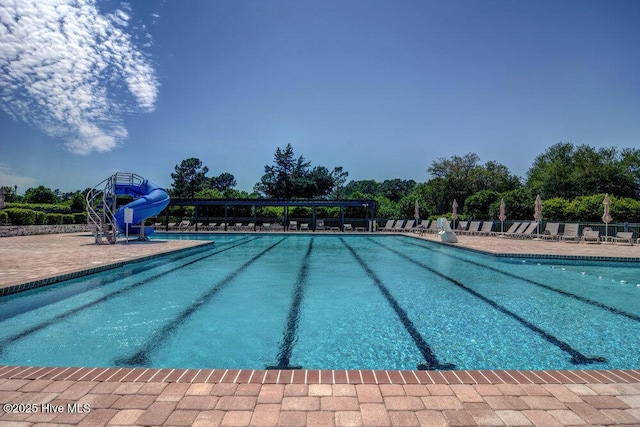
xmin=426 ymin=221 xmax=439 ymax=234
xmin=506 ymin=222 xmax=537 ymax=239
xmin=401 ymin=219 xmax=415 ymax=232
xmin=343 ymin=223 xmax=353 ymax=232
xmin=582 ymin=229 xmax=601 ymax=244
xmin=414 ymin=219 xmax=430 ymax=233
xmin=260 ymin=223 xmax=271 ymax=231
xmin=613 ymin=231 xmax=634 ymax=245
xmin=315 ymin=219 xmax=325 ymax=231
xmin=300 ymin=223 xmax=310 ymax=231
xmin=288 ymin=221 xmax=298 ymax=231
xmin=541 ymin=222 xmax=560 ymax=241
xmin=476 ymin=221 xmax=494 ymax=236
xmin=461 ymin=221 xmax=481 ymax=235
xmin=241 ymin=223 xmax=255 ymax=231
xmin=520 ymin=222 xmax=540 ymax=239
xmin=392 ymin=220 xmax=405 ymax=232
xmin=456 ymin=221 xmax=469 ymax=232
xmin=177 ymin=220 xmax=191 ymax=231
xmin=379 ymin=220 xmax=395 ymax=232
xmin=214 ymin=222 xmax=227 ymax=231
xmin=560 ymin=223 xmax=580 ymax=242
xmin=500 ymin=222 xmax=521 ymax=237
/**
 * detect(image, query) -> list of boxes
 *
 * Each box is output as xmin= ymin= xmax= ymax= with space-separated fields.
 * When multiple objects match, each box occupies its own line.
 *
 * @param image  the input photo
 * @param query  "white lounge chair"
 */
xmin=288 ymin=221 xmax=298 ymax=231
xmin=561 ymin=223 xmax=580 ymax=242
xmin=613 ymin=232 xmax=634 ymax=245
xmin=506 ymin=222 xmax=537 ymax=239
xmin=476 ymin=221 xmax=493 ymax=236
xmin=461 ymin=221 xmax=481 ymax=235
xmin=582 ymin=229 xmax=600 ymax=244
xmin=401 ymin=219 xmax=415 ymax=232
xmin=542 ymin=222 xmax=560 ymax=240
xmin=392 ymin=220 xmax=405 ymax=232
xmin=414 ymin=220 xmax=430 ymax=234
xmin=379 ymin=220 xmax=395 ymax=232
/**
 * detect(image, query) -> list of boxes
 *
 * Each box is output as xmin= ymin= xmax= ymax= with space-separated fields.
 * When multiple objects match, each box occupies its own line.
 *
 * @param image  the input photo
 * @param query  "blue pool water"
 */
xmin=0 ymin=234 xmax=638 ymax=371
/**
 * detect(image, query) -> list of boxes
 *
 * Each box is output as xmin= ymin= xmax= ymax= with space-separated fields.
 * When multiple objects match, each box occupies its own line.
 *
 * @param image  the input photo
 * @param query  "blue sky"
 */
xmin=1 ymin=0 xmax=639 ymax=194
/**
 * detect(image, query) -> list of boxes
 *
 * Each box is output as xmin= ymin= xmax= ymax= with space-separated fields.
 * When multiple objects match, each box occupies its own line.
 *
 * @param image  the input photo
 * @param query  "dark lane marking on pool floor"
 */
xmin=266 ymin=239 xmax=314 ymax=370
xmin=0 ymin=237 xmax=263 ymax=355
xmin=114 ymin=237 xmax=288 ymax=367
xmin=341 ymin=238 xmax=455 ymax=371
xmin=369 ymin=238 xmax=607 ymax=365
xmin=0 ymin=238 xmax=250 ymax=322
xmin=400 ymin=238 xmax=640 ymax=323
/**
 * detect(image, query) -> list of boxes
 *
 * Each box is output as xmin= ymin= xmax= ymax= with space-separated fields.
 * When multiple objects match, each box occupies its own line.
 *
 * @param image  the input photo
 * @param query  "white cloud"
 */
xmin=0 ymin=0 xmax=159 ymax=155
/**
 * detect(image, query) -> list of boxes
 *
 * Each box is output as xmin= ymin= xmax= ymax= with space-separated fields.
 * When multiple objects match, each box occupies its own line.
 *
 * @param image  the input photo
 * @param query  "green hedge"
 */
xmin=2 ymin=209 xmax=84 ymax=225
xmin=73 ymin=212 xmax=86 ymax=224
xmin=46 ymin=213 xmax=64 ymax=224
xmin=5 ymin=202 xmax=73 ymax=214
xmin=4 ymin=208 xmax=38 ymax=225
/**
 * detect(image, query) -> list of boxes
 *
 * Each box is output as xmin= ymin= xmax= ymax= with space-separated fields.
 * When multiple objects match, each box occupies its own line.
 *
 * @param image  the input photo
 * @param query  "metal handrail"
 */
xmin=85 ymin=173 xmax=152 ymax=244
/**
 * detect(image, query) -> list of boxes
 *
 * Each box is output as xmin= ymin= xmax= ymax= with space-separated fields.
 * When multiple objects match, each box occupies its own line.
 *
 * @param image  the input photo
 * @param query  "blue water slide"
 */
xmin=113 ymin=179 xmax=170 ymax=236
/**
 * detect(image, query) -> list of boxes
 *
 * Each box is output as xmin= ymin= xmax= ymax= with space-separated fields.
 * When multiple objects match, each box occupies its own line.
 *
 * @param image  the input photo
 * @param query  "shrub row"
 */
xmin=1 ymin=208 xmax=86 ymax=225
xmin=4 ymin=202 xmax=75 ymax=214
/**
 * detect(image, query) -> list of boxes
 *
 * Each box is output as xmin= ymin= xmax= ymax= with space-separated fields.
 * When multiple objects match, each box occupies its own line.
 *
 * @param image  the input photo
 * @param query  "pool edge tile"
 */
xmin=1 ymin=366 xmax=640 ymax=385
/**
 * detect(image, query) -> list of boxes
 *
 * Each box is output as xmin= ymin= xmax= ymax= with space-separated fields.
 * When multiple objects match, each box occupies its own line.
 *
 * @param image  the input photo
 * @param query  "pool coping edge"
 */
xmin=0 ymin=240 xmax=216 ymax=297
xmin=1 ymin=365 xmax=638 ymax=385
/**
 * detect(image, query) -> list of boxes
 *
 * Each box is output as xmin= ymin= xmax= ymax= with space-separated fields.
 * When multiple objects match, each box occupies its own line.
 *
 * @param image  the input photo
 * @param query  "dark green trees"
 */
xmin=526 ymin=143 xmax=640 ymax=199
xmin=255 ymin=144 xmax=347 ymax=199
xmin=170 ymin=158 xmax=236 ymax=198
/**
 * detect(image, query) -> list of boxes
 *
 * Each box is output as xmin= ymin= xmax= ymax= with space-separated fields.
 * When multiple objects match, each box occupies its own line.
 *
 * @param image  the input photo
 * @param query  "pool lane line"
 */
xmin=369 ymin=238 xmax=607 ymax=365
xmin=266 ymin=239 xmax=314 ymax=370
xmin=340 ymin=238 xmax=456 ymax=371
xmin=114 ymin=237 xmax=288 ymax=367
xmin=399 ymin=238 xmax=640 ymax=323
xmin=0 ymin=236 xmax=263 ymax=354
xmin=0 ymin=237 xmax=253 ymax=323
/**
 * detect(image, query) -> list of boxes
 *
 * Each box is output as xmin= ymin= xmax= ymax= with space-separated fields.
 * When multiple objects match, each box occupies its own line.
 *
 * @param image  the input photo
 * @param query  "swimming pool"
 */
xmin=0 ymin=234 xmax=638 ymax=372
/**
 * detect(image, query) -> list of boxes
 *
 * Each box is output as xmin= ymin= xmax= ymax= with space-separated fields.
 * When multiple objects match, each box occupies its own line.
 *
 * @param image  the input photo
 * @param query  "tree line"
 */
xmin=3 ymin=142 xmax=640 ymax=225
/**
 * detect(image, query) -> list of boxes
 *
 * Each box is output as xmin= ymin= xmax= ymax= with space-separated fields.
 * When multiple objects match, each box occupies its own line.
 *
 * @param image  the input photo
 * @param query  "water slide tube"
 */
xmin=113 ymin=179 xmax=170 ymax=236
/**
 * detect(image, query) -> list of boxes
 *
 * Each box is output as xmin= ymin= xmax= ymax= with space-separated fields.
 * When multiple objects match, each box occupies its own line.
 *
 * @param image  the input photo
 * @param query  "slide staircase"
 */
xmin=86 ymin=174 xmax=119 ymax=244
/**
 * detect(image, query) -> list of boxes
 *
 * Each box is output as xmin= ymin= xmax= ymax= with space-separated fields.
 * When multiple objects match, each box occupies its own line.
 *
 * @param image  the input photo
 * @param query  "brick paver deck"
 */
xmin=0 ymin=231 xmax=639 ymax=426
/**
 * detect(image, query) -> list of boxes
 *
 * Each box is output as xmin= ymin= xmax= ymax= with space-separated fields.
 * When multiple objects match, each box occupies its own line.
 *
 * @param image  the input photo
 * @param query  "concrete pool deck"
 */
xmin=0 ymin=231 xmax=639 ymax=426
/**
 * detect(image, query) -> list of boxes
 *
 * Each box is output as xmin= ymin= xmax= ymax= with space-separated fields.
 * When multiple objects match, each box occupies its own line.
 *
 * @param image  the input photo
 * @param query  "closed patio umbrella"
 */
xmin=499 ymin=198 xmax=506 ymax=236
xmin=602 ymin=193 xmax=612 ymax=238
xmin=414 ymin=200 xmax=420 ymax=222
xmin=452 ymin=199 xmax=458 ymax=229
xmin=534 ymin=194 xmax=543 ymax=239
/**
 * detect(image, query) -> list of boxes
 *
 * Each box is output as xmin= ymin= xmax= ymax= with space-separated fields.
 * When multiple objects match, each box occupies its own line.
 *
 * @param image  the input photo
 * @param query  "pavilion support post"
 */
xmin=224 ymin=205 xmax=228 ymax=231
xmin=253 ymin=205 xmax=257 ymax=231
xmin=340 ymin=206 xmax=344 ymax=231
xmin=195 ymin=206 xmax=199 ymax=231
xmin=165 ymin=209 xmax=169 ymax=231
xmin=312 ymin=206 xmax=316 ymax=232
